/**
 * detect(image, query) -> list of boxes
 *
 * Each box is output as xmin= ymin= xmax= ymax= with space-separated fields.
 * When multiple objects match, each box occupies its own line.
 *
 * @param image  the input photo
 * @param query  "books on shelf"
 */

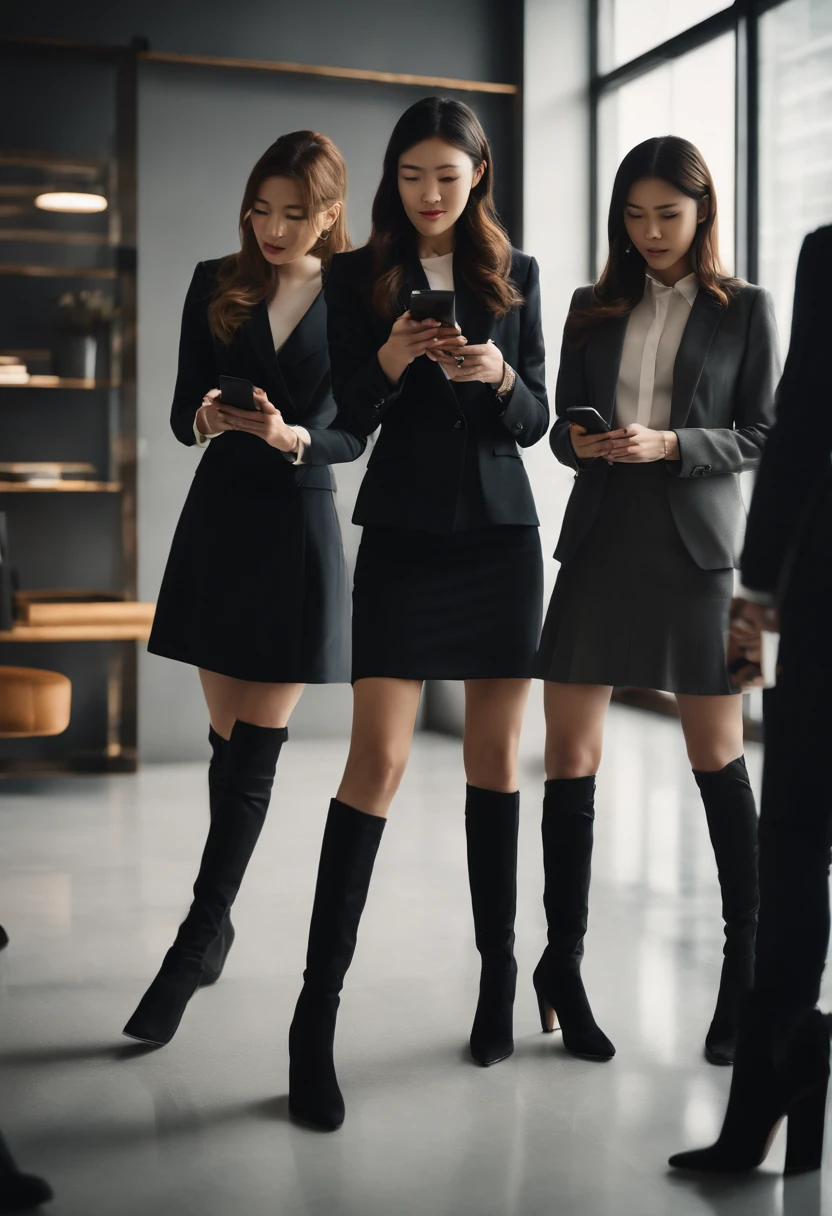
xmin=0 ymin=356 xmax=30 ymax=384
xmin=13 ymin=590 xmax=155 ymax=627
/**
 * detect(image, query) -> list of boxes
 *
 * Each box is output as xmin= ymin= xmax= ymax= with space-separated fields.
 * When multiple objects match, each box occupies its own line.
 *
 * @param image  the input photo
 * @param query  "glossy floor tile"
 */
xmin=1 ymin=704 xmax=830 ymax=1215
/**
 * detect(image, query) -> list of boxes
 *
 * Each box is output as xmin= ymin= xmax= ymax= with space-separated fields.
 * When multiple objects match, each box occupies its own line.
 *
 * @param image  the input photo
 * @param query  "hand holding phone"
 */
xmin=377 ymin=310 xmax=466 ymax=384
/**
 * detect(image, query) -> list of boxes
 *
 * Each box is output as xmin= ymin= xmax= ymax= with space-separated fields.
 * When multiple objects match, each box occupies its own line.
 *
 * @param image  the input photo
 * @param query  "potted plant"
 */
xmin=56 ymin=290 xmax=117 ymax=381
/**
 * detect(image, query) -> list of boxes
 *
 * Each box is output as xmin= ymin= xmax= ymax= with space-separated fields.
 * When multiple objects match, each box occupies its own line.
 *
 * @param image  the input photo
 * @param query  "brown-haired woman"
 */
xmin=123 ymin=131 xmax=366 ymax=1047
xmin=531 ymin=136 xmax=779 ymax=1067
xmin=287 ymin=96 xmax=548 ymax=1131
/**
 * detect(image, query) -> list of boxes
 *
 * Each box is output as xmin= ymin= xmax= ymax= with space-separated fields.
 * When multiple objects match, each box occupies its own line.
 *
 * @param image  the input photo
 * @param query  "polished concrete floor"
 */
xmin=1 ymin=702 xmax=830 ymax=1216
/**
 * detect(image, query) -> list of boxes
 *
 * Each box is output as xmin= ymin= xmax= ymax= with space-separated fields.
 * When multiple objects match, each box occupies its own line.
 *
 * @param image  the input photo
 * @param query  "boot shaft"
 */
xmin=541 ymin=776 xmax=596 ymax=966
xmin=465 ymin=785 xmax=519 ymax=966
xmin=695 ymin=756 xmax=760 ymax=960
xmin=303 ymin=799 xmax=386 ymax=998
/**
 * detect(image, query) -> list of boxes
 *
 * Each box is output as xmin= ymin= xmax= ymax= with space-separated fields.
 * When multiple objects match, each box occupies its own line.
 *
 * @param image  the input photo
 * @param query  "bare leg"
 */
xmin=337 ymin=677 xmax=424 ymax=818
xmin=543 ymin=682 xmax=613 ymax=779
xmin=463 ymin=678 xmax=531 ymax=791
xmin=198 ymin=669 xmax=305 ymax=737
xmin=675 ymin=692 xmax=745 ymax=772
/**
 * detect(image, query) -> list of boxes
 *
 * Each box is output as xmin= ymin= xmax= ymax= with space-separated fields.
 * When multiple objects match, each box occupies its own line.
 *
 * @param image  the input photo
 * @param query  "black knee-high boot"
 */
xmin=695 ymin=756 xmax=760 ymax=1066
xmin=288 ymin=799 xmax=386 ymax=1131
xmin=0 ymin=1130 xmax=53 ymax=1212
xmin=465 ymin=785 xmax=519 ymax=1066
xmin=123 ymin=721 xmax=287 ymax=1046
xmin=532 ymin=776 xmax=615 ymax=1061
xmin=199 ymin=726 xmax=235 ymax=987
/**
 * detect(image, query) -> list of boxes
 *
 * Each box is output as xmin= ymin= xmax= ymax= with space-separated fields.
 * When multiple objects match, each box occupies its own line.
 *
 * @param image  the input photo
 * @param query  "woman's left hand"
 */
xmin=429 ymin=338 xmax=505 ymax=385
xmin=217 ymin=387 xmax=300 ymax=453
xmin=606 ymin=423 xmax=678 ymax=463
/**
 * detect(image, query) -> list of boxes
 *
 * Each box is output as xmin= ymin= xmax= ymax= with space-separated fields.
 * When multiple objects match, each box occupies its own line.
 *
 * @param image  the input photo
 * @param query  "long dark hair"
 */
xmin=566 ymin=135 xmax=738 ymax=346
xmin=208 ymin=130 xmax=350 ymax=343
xmin=368 ymin=96 xmax=522 ymax=319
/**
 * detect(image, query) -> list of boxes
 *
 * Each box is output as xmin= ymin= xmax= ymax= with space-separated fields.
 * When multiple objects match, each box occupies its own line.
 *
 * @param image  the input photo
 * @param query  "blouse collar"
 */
xmin=645 ymin=271 xmax=700 ymax=306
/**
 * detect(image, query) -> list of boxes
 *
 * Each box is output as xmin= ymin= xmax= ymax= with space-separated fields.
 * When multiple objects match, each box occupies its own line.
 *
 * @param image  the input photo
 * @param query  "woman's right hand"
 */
xmin=377 ymin=311 xmax=467 ymax=385
xmin=569 ymin=423 xmax=627 ymax=462
xmin=195 ymin=388 xmax=235 ymax=436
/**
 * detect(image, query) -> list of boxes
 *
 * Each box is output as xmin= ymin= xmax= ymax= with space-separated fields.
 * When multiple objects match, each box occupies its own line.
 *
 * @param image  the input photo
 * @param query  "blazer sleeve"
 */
xmin=742 ymin=230 xmax=831 ymax=594
xmin=291 ymin=383 xmax=368 ymax=467
xmin=673 ymin=288 xmax=780 ymax=478
xmin=496 ymin=256 xmax=549 ymax=447
xmin=324 ymin=252 xmax=410 ymax=436
xmin=170 ymin=262 xmax=217 ymax=448
xmin=549 ymin=287 xmax=592 ymax=472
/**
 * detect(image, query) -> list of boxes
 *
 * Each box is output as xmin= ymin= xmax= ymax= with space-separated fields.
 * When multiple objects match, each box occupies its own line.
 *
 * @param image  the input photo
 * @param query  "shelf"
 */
xmin=0 ymin=263 xmax=117 ymax=279
xmin=0 ymin=480 xmax=121 ymax=492
xmin=0 ymin=230 xmax=112 ymax=246
xmin=0 ymin=376 xmax=117 ymax=389
xmin=0 ymin=148 xmax=104 ymax=177
xmin=0 ymin=623 xmax=150 ymax=642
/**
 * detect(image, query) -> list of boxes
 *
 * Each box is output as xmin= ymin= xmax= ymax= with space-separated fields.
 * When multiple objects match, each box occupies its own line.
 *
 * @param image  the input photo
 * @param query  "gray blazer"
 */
xmin=550 ymin=283 xmax=780 ymax=570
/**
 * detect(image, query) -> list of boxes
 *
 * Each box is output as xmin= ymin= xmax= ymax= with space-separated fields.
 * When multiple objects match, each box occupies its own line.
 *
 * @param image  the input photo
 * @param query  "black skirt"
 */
xmin=532 ymin=463 xmax=736 ymax=695
xmin=351 ymin=525 xmax=543 ymax=682
xmin=148 ymin=471 xmax=350 ymax=684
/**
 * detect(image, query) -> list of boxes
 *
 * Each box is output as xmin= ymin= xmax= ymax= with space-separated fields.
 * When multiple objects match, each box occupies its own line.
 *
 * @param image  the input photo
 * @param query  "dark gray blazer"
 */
xmin=550 ymin=283 xmax=780 ymax=570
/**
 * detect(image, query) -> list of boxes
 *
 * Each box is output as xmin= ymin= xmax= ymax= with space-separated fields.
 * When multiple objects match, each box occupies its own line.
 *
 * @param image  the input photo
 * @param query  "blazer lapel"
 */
xmin=670 ymin=291 xmax=723 ymax=430
xmin=587 ymin=315 xmax=628 ymax=424
xmin=245 ymin=301 xmax=294 ymax=411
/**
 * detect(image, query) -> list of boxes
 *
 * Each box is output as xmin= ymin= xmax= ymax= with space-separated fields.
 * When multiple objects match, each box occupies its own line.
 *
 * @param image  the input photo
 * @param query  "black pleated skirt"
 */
xmin=148 ymin=474 xmax=351 ymax=684
xmin=351 ymin=525 xmax=543 ymax=682
xmin=532 ymin=463 xmax=736 ymax=695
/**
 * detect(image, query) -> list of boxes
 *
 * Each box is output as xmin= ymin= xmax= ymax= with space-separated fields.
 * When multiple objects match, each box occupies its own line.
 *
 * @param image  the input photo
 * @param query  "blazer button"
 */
xmin=514 ymin=422 xmax=524 ymax=433
xmin=454 ymin=420 xmax=463 ymax=429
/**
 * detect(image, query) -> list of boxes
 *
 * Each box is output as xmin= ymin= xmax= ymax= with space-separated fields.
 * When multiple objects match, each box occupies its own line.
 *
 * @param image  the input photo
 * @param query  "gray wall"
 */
xmin=1 ymin=1 xmax=523 ymax=760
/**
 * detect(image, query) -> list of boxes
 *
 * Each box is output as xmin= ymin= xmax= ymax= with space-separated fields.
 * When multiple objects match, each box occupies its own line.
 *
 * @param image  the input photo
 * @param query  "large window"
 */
xmin=759 ymin=0 xmax=832 ymax=343
xmin=591 ymin=0 xmax=832 ymax=337
xmin=596 ymin=32 xmax=736 ymax=276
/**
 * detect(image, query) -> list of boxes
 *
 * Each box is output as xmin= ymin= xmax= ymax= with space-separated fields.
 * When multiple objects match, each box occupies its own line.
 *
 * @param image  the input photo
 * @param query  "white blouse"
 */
xmin=193 ymin=283 xmax=318 ymax=460
xmin=614 ymin=272 xmax=699 ymax=431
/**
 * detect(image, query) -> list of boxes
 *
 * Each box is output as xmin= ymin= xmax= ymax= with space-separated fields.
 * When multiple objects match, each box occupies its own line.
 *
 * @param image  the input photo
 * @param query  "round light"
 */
xmin=34 ymin=192 xmax=108 ymax=214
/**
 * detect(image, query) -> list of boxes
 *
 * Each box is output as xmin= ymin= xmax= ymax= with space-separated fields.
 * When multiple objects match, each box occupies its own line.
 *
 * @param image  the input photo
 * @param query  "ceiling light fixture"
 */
xmin=34 ymin=192 xmax=108 ymax=214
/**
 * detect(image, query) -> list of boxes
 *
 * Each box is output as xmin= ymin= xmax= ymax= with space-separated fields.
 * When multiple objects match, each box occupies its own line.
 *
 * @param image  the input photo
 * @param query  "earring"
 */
xmin=319 ymin=229 xmax=331 ymax=242
xmin=625 ymin=242 xmax=632 ymax=254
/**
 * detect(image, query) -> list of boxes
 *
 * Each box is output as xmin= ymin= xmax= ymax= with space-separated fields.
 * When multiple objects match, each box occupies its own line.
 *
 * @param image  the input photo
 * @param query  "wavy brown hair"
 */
xmin=208 ymin=131 xmax=350 ymax=343
xmin=368 ymin=96 xmax=522 ymax=319
xmin=566 ymin=135 xmax=739 ymax=346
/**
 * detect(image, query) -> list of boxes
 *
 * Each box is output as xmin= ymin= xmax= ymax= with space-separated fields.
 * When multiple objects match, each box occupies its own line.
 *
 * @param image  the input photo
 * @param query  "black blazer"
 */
xmin=171 ymin=258 xmax=366 ymax=491
xmin=742 ymin=226 xmax=832 ymax=598
xmin=550 ymin=282 xmax=780 ymax=570
xmin=324 ymin=244 xmax=549 ymax=534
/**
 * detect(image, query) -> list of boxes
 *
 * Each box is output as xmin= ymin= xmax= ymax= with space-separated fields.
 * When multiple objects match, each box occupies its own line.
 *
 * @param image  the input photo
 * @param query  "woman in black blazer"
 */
xmin=123 ymin=131 xmax=366 ymax=1047
xmin=287 ymin=97 xmax=548 ymax=1131
xmin=531 ymin=137 xmax=779 ymax=1068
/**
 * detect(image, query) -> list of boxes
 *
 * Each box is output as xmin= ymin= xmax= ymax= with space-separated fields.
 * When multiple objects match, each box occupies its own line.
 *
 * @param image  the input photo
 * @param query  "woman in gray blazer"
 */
xmin=531 ymin=137 xmax=779 ymax=1068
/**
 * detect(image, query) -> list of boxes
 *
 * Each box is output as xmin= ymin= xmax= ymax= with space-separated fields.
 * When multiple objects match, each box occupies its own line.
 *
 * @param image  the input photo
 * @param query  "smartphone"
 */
xmin=218 ymin=375 xmax=257 ymax=411
xmin=566 ymin=406 xmax=611 ymax=435
xmin=409 ymin=289 xmax=456 ymax=328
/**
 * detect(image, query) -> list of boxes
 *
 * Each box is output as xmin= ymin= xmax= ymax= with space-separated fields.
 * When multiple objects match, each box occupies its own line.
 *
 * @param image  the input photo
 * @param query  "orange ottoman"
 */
xmin=0 ymin=667 xmax=72 ymax=738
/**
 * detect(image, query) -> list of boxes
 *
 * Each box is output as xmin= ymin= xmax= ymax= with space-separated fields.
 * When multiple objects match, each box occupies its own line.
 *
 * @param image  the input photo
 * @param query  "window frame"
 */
xmin=589 ymin=0 xmax=790 ymax=281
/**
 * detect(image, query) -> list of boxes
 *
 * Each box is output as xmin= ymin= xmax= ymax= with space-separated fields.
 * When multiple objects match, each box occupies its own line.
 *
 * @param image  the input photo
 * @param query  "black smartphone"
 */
xmin=218 ymin=375 xmax=257 ymax=411
xmin=408 ymin=289 xmax=456 ymax=327
xmin=566 ymin=406 xmax=611 ymax=435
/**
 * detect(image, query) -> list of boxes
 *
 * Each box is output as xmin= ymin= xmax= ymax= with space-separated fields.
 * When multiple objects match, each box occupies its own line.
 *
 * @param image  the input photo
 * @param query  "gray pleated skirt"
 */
xmin=532 ymin=463 xmax=736 ymax=695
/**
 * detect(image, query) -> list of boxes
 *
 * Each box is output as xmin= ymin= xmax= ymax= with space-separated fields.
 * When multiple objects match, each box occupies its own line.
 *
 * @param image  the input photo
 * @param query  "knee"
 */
xmin=688 ymin=748 xmax=741 ymax=774
xmin=545 ymin=741 xmax=601 ymax=781
xmin=465 ymin=733 xmax=520 ymax=792
xmin=345 ymin=746 xmax=408 ymax=804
